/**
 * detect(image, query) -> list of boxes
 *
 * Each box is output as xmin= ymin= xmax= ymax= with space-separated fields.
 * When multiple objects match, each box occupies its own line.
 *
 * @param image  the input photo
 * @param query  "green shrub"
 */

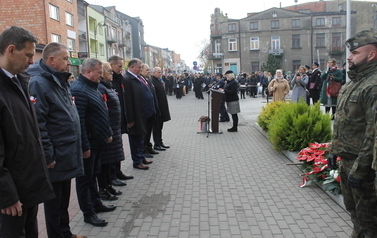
xmin=257 ymin=101 xmax=287 ymax=131
xmin=267 ymin=101 xmax=332 ymax=151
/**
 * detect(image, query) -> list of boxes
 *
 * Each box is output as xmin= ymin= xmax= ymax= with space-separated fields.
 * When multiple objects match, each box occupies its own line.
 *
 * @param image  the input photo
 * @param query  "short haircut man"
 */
xmin=0 ymin=26 xmax=54 ymax=238
xmin=27 ymin=41 xmax=85 ymax=238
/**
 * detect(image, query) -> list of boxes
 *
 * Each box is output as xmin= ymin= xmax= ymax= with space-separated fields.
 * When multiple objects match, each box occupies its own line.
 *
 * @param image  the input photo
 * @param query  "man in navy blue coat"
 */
xmin=71 ymin=58 xmax=114 ymax=227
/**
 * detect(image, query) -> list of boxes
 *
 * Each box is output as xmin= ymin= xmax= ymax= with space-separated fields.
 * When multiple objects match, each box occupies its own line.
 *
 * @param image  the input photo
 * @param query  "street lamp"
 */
xmin=94 ymin=21 xmax=107 ymax=59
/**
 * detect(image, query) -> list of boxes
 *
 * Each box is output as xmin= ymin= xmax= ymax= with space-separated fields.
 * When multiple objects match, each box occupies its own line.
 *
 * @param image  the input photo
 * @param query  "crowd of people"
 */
xmin=1 ymin=24 xmax=377 ymax=238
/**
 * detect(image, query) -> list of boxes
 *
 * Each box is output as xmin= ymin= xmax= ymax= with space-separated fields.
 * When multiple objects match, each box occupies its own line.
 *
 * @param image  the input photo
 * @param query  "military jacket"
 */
xmin=331 ymin=60 xmax=377 ymax=179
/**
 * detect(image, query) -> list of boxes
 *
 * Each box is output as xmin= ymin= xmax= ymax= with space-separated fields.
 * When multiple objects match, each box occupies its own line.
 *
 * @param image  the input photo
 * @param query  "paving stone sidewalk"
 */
xmin=38 ymin=91 xmax=352 ymax=238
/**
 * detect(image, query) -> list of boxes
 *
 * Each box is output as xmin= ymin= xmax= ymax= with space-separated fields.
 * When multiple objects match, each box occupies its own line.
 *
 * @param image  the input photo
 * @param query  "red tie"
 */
xmin=137 ymin=75 xmax=148 ymax=86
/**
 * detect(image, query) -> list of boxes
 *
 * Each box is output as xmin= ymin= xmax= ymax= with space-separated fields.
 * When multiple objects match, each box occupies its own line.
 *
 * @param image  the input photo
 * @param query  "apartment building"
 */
xmin=209 ymin=0 xmax=377 ymax=74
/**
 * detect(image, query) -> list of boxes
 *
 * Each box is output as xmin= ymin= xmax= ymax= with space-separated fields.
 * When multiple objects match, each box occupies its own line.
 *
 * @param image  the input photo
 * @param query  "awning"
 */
xmin=69 ymin=58 xmax=81 ymax=66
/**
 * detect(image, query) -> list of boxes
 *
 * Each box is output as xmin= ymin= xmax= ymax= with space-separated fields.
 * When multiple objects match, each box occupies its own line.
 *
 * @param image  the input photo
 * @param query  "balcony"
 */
xmin=269 ymin=49 xmax=284 ymax=56
xmin=329 ymin=47 xmax=345 ymax=55
xmin=107 ymin=37 xmax=118 ymax=44
xmin=207 ymin=53 xmax=223 ymax=60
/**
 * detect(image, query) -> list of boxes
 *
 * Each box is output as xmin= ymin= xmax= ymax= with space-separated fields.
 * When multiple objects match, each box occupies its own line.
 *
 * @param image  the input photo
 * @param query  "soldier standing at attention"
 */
xmin=328 ymin=30 xmax=377 ymax=237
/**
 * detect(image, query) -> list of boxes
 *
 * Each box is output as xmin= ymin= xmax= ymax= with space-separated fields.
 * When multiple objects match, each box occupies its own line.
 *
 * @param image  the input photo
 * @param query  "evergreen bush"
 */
xmin=267 ymin=101 xmax=332 ymax=151
xmin=257 ymin=101 xmax=287 ymax=131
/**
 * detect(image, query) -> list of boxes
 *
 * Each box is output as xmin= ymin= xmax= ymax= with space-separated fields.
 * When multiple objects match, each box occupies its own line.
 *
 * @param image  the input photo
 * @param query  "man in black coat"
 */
xmin=27 ymin=42 xmax=86 ymax=238
xmin=108 ymin=55 xmax=133 ymax=187
xmin=151 ymin=67 xmax=171 ymax=149
xmin=123 ymin=59 xmax=155 ymax=170
xmin=71 ymin=58 xmax=115 ymax=227
xmin=0 ymin=26 xmax=54 ymax=237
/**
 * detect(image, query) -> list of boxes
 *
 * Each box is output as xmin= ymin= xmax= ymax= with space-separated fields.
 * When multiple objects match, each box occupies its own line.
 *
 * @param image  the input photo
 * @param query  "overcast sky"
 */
xmin=86 ymin=0 xmax=368 ymax=67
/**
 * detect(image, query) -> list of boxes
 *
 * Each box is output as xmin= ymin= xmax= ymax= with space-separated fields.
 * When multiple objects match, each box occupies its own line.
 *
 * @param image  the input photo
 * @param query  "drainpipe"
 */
xmin=238 ymin=19 xmax=242 ymax=73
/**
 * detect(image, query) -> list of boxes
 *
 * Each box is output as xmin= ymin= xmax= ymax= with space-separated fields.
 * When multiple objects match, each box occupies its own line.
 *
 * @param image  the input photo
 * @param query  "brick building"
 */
xmin=0 ymin=0 xmax=80 ymax=73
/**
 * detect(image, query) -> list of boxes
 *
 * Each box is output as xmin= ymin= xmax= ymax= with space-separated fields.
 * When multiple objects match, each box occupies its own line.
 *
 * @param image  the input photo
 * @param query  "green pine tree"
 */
xmin=261 ymin=54 xmax=281 ymax=74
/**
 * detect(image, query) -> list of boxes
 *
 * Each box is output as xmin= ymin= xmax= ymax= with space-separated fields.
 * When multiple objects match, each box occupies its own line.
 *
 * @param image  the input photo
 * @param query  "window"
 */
xmin=332 ymin=17 xmax=341 ymax=26
xmin=228 ymin=23 xmax=237 ymax=32
xmin=228 ymin=38 xmax=237 ymax=51
xmin=271 ymin=36 xmax=280 ymax=49
xmin=215 ymin=39 xmax=221 ymax=54
xmin=271 ymin=20 xmax=279 ymax=29
xmin=65 ymin=12 xmax=73 ymax=26
xmin=66 ymin=0 xmax=72 ymax=2
xmin=250 ymin=22 xmax=258 ymax=30
xmin=292 ymin=34 xmax=301 ymax=48
xmin=99 ymin=44 xmax=105 ymax=56
xmin=316 ymin=33 xmax=325 ymax=47
xmin=292 ymin=19 xmax=301 ymax=28
xmin=272 ymin=11 xmax=278 ymax=18
xmin=49 ymin=4 xmax=59 ymax=21
xmin=316 ymin=18 xmax=325 ymax=27
xmin=331 ymin=33 xmax=341 ymax=51
xmin=67 ymin=38 xmax=75 ymax=51
xmin=292 ymin=60 xmax=301 ymax=72
xmin=51 ymin=34 xmax=61 ymax=43
xmin=251 ymin=62 xmax=259 ymax=72
xmin=111 ymin=27 xmax=116 ymax=39
xmin=250 ymin=37 xmax=259 ymax=50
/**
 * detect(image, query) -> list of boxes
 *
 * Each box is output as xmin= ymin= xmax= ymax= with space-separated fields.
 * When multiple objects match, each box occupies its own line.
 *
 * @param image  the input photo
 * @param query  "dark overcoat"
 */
xmin=98 ymin=80 xmax=125 ymax=165
xmin=151 ymin=76 xmax=171 ymax=122
xmin=123 ymin=71 xmax=147 ymax=135
xmin=0 ymin=69 xmax=55 ymax=210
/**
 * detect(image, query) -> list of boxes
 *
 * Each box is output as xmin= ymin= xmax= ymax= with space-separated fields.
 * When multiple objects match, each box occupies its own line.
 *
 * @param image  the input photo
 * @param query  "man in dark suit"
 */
xmin=123 ymin=59 xmax=155 ymax=170
xmin=151 ymin=67 xmax=171 ymax=149
xmin=0 ymin=26 xmax=55 ymax=237
xmin=108 ymin=55 xmax=133 ymax=187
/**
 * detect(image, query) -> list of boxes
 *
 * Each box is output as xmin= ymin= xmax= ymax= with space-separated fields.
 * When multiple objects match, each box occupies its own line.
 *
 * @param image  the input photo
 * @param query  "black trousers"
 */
xmin=98 ymin=164 xmax=111 ymax=191
xmin=144 ymin=116 xmax=155 ymax=150
xmin=0 ymin=205 xmax=38 ymax=238
xmin=44 ymin=180 xmax=72 ymax=238
xmin=76 ymin=148 xmax=102 ymax=217
xmin=153 ymin=119 xmax=164 ymax=147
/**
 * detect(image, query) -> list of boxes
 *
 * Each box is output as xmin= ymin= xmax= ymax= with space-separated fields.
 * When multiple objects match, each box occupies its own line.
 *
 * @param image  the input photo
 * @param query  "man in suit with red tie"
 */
xmin=123 ymin=59 xmax=155 ymax=170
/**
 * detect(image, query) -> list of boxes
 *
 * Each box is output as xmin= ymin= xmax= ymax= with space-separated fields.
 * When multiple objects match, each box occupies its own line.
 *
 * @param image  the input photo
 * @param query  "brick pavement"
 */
xmin=38 ymin=91 xmax=352 ymax=237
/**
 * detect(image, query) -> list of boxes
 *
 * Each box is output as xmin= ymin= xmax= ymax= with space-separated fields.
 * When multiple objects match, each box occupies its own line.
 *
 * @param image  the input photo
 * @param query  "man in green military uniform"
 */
xmin=328 ymin=30 xmax=377 ymax=237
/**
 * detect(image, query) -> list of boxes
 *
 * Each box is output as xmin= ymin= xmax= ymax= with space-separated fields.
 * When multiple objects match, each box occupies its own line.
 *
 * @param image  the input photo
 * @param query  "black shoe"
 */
xmin=143 ymin=152 xmax=153 ymax=158
xmin=107 ymin=186 xmax=122 ymax=196
xmin=117 ymin=173 xmax=134 ymax=180
xmin=95 ymin=204 xmax=116 ymax=213
xmin=227 ymin=127 xmax=238 ymax=132
xmin=99 ymin=189 xmax=118 ymax=201
xmin=111 ymin=178 xmax=127 ymax=187
xmin=161 ymin=143 xmax=170 ymax=149
xmin=84 ymin=214 xmax=108 ymax=226
xmin=148 ymin=148 xmax=159 ymax=154
xmin=154 ymin=145 xmax=166 ymax=151
xmin=143 ymin=159 xmax=153 ymax=164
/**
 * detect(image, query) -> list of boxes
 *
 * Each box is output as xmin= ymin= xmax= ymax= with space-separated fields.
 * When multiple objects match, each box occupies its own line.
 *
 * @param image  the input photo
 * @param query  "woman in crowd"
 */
xmin=268 ymin=69 xmax=290 ymax=102
xmin=290 ymin=65 xmax=309 ymax=102
xmin=221 ymin=70 xmax=240 ymax=132
xmin=97 ymin=62 xmax=125 ymax=200
xmin=320 ymin=59 xmax=343 ymax=120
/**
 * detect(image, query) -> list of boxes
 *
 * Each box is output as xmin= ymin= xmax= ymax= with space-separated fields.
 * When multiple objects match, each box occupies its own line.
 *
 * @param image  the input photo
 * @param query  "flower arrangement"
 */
xmin=198 ymin=116 xmax=210 ymax=123
xmin=297 ymin=142 xmax=341 ymax=195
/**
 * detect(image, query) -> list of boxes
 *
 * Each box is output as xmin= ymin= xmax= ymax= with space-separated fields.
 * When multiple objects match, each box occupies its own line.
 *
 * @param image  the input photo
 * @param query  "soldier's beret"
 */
xmin=345 ymin=30 xmax=377 ymax=51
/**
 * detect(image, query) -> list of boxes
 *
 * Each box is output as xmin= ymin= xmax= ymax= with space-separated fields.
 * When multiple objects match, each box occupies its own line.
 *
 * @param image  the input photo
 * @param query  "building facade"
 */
xmin=209 ymin=0 xmax=377 ymax=74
